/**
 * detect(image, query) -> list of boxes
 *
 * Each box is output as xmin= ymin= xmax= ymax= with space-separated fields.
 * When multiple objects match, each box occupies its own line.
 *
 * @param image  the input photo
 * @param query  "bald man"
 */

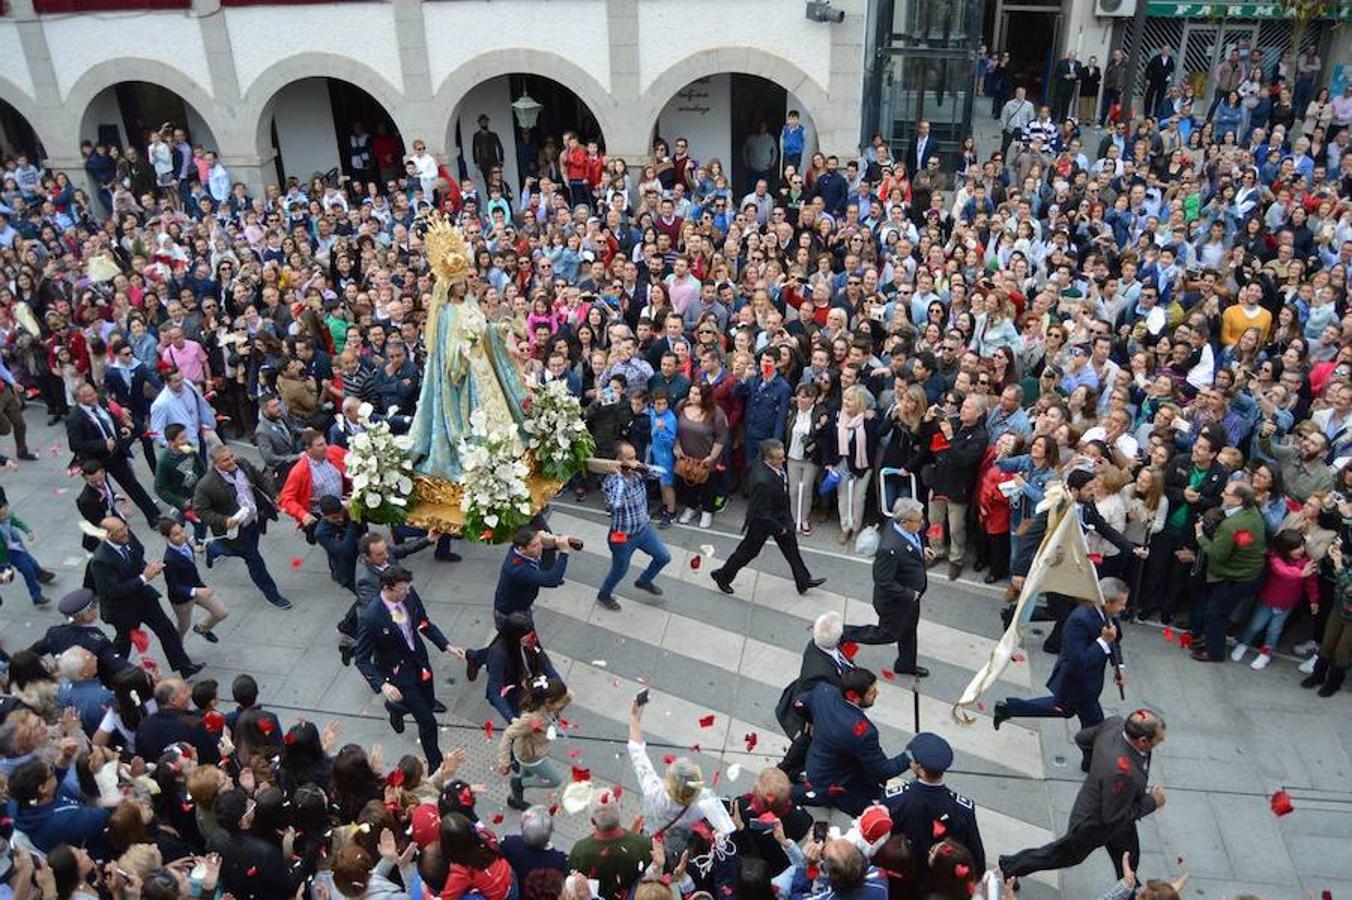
xmin=88 ymin=516 xmax=202 ymax=677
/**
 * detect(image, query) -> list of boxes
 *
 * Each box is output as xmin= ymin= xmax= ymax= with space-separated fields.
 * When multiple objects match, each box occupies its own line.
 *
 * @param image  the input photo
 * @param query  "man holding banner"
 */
xmin=993 ymin=577 xmax=1130 ymax=769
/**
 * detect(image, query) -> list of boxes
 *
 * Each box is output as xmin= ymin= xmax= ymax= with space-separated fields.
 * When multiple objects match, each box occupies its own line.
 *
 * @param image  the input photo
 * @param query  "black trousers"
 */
xmin=110 ymin=598 xmax=193 ymax=673
xmin=386 ymin=677 xmax=442 ymax=769
xmin=842 ymin=594 xmax=920 ymax=670
xmin=720 ymin=521 xmax=813 ymax=590
xmin=106 ymin=457 xmax=161 ymax=523
xmin=1041 ymin=592 xmax=1075 ymax=652
xmin=1002 ymin=820 xmax=1139 ymax=881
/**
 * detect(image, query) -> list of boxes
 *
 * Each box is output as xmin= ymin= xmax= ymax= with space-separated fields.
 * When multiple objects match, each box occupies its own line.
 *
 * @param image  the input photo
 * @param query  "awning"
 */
xmin=1145 ymin=2 xmax=1352 ymax=18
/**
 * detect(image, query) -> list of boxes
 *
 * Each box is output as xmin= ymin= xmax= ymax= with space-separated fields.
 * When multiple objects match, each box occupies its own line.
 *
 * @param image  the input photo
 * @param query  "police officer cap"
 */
xmin=908 ymin=732 xmax=953 ymax=772
xmin=59 ymin=588 xmax=96 ymax=617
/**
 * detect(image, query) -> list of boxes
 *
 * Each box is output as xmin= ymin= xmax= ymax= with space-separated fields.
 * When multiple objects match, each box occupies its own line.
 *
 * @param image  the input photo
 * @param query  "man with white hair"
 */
xmin=776 ymin=610 xmax=856 ymax=779
xmin=55 ymin=646 xmax=113 ymax=736
xmin=841 ymin=497 xmax=934 ymax=677
xmin=500 ymin=804 xmax=567 ymax=886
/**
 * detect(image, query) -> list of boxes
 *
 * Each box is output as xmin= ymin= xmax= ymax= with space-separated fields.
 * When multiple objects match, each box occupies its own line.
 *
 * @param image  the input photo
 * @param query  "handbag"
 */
xmin=674 ymin=455 xmax=710 ymax=485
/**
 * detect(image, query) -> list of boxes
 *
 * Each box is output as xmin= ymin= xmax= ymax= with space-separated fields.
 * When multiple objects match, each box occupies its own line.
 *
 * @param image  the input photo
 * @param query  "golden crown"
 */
xmin=423 ymin=213 xmax=471 ymax=283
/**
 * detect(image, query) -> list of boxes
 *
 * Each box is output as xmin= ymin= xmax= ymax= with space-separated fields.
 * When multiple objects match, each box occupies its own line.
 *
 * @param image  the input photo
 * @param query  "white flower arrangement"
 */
xmin=522 ymin=380 xmax=596 ymax=482
xmin=458 ymin=409 xmax=533 ymax=542
xmin=347 ymin=403 xmax=416 ymax=525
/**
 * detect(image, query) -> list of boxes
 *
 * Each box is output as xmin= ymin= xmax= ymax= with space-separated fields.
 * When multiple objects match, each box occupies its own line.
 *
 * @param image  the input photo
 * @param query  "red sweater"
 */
xmin=440 ymin=857 xmax=513 ymax=900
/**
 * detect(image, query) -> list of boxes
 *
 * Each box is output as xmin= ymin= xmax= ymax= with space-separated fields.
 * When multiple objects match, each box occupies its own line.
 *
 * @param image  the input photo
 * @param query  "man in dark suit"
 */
xmin=88 ymin=516 xmax=202 ymax=678
xmin=192 ymin=444 xmax=290 ymax=610
xmin=104 ymin=339 xmax=163 ymax=473
xmin=775 ymin=611 xmax=855 ymax=780
xmin=792 ymin=669 xmax=911 ymax=816
xmin=136 ymin=677 xmax=219 ymax=763
xmin=842 ymin=497 xmax=933 ymax=677
xmin=995 ymin=578 xmax=1129 ymax=767
xmin=1142 ymin=47 xmax=1176 ymax=118
xmin=66 ymin=382 xmax=160 ymax=526
xmin=1009 ymin=470 xmax=1146 ymax=653
xmin=711 ymin=439 xmax=825 ymax=595
xmin=76 ymin=460 xmax=130 ymax=553
xmin=336 ymin=530 xmax=434 ymax=666
xmin=906 ymin=120 xmax=938 ymax=175
xmin=883 ymin=733 xmax=985 ymax=876
xmin=354 ymin=566 xmax=460 ymax=769
xmin=493 ymin=525 xmax=574 ymax=626
xmin=999 ymin=710 xmax=1167 ymax=883
xmin=1142 ymin=429 xmax=1227 ymax=622
xmin=1051 ymin=51 xmax=1083 ymax=122
xmin=29 ymin=588 xmax=131 ymax=686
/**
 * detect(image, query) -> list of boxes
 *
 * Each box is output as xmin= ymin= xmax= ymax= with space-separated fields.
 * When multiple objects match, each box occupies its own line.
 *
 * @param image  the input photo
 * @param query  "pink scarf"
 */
xmin=836 ymin=411 xmax=869 ymax=470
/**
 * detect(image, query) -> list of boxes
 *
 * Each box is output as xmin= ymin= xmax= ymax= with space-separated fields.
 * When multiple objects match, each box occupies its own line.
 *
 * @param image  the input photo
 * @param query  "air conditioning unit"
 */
xmin=1096 ymin=0 xmax=1137 ymax=16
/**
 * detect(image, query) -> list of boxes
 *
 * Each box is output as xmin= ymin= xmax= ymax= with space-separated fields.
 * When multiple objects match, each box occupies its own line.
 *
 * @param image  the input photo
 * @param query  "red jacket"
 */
xmin=976 ymin=446 xmax=1015 ymax=535
xmin=563 ymin=145 xmax=588 ymax=183
xmin=278 ymin=445 xmax=348 ymax=525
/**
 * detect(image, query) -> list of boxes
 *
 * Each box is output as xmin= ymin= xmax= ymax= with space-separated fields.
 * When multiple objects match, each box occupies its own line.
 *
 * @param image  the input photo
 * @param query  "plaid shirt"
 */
xmin=603 ymin=470 xmax=652 ymax=535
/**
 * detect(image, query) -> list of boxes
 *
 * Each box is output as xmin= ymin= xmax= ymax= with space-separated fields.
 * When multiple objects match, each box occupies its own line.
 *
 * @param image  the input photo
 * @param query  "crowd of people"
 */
xmin=0 ymin=28 xmax=1348 ymax=898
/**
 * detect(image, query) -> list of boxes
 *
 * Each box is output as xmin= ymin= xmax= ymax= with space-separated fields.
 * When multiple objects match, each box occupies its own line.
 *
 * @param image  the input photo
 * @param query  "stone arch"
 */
xmin=242 ymin=53 xmax=414 ymax=159
xmin=64 ymin=58 xmax=222 ymax=150
xmin=0 ymin=77 xmax=55 ymax=156
xmin=432 ymin=48 xmax=619 ymax=155
xmin=638 ymin=47 xmax=828 ymax=133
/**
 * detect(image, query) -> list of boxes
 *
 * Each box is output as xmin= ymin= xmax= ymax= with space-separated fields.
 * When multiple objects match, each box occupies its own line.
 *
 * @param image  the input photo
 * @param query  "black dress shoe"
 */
xmin=193 ymin=626 xmax=220 ymax=644
xmin=973 ymin=559 xmax=988 ymax=572
xmin=993 ymin=700 xmax=1010 ymax=731
xmin=387 ymin=704 xmax=406 ymax=734
xmin=596 ymin=593 xmax=622 ymax=611
xmin=465 ymin=653 xmax=481 ymax=682
xmin=340 ymin=644 xmax=353 ymax=667
xmin=798 ymin=576 xmax=827 ymax=594
xmin=17 ymin=452 xmax=38 ymax=462
xmin=634 ymin=580 xmax=663 ymax=597
xmin=434 ymin=551 xmax=463 ymax=562
xmin=37 ymin=569 xmax=55 ymax=584
xmin=710 ymin=570 xmax=735 ymax=594
xmin=179 ymin=662 xmax=206 ymax=679
xmin=895 ymin=665 xmax=929 ymax=678
xmin=432 ymin=700 xmax=447 ymax=713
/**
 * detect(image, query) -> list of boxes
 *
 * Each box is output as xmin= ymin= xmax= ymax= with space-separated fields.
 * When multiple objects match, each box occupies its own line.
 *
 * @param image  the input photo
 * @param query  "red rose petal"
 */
xmin=421 ymin=668 xmax=432 ymax=682
xmin=491 ymin=812 xmax=504 ymax=825
xmin=711 ymin=770 xmax=721 ymax=787
xmin=852 ymin=720 xmax=869 ymax=737
xmin=689 ymin=743 xmax=701 ymax=753
xmin=129 ymin=629 xmax=151 ymax=654
xmin=1270 ymin=790 xmax=1294 ymax=817
xmin=932 ymin=819 xmax=947 ymax=838
xmin=698 ymin=714 xmax=715 ymax=728
xmin=662 ymin=754 xmax=676 ymax=765
xmin=387 ymin=769 xmax=405 ymax=788
xmin=689 ymin=555 xmax=701 ymax=571
xmin=613 ymin=786 xmax=623 ymax=800
xmin=459 ymin=786 xmax=474 ymax=807
xmin=547 ymin=803 xmax=559 ymax=816
xmin=483 ymin=721 xmax=495 ymax=741
xmin=1163 ymin=627 xmax=1175 ymax=643
xmin=202 ymin=711 xmax=225 ymax=734
xmin=290 ymin=556 xmax=304 ymax=570
xmin=955 ymin=863 xmax=970 ymax=879
xmin=744 ymin=731 xmax=758 ymax=752
xmin=880 ymin=668 xmax=896 ymax=681
xmin=571 ymin=766 xmax=591 ymax=782
xmin=926 ymin=522 xmax=944 ymax=541
xmin=246 ymin=867 xmax=257 ymax=877
xmin=839 ymin=641 xmax=859 ymax=661
xmin=1179 ymin=633 xmax=1194 ymax=649
xmin=1011 ymin=652 xmax=1026 ymax=663
xmin=1233 ymin=529 xmax=1254 ymax=548
xmin=257 ymin=718 xmax=276 ymax=736
xmin=1116 ymin=755 xmax=1131 ymax=773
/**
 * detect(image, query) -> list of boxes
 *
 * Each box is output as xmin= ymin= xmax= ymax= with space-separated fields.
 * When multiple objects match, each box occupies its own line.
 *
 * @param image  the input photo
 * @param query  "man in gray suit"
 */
xmin=841 ymin=497 xmax=933 ymax=677
xmin=254 ymin=394 xmax=301 ymax=484
xmin=999 ymin=710 xmax=1167 ymax=884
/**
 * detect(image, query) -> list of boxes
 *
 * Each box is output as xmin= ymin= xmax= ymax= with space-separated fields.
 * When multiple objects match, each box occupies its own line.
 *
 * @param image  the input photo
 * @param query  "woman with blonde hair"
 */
xmin=626 ymin=697 xmax=734 ymax=856
xmin=825 ymin=385 xmax=880 ymax=546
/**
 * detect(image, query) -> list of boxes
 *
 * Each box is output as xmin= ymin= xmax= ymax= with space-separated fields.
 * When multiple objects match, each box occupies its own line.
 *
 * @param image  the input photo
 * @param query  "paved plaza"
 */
xmin=2 ymin=416 xmax=1350 ymax=899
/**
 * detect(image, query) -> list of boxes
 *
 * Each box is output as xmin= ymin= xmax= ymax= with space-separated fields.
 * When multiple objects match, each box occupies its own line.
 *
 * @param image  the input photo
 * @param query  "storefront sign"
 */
xmin=1144 ymin=2 xmax=1352 ymax=18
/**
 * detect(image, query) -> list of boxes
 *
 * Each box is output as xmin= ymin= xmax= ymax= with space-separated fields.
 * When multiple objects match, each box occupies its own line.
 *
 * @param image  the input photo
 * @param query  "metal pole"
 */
xmin=1121 ymin=0 xmax=1150 ymax=121
xmin=912 ymin=674 xmax=921 ymax=732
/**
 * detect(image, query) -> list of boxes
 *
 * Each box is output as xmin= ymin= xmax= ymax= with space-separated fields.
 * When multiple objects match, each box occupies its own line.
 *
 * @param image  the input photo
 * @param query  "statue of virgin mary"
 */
xmin=407 ymin=215 xmax=529 ymax=482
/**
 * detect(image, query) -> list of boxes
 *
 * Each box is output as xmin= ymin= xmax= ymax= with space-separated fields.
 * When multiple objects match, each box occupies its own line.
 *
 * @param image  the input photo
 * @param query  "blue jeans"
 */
xmin=1239 ymin=603 xmax=1293 ymax=652
xmin=598 ymin=524 xmax=671 ymax=598
xmin=7 ymin=547 xmax=43 ymax=601
xmin=207 ymin=522 xmax=286 ymax=605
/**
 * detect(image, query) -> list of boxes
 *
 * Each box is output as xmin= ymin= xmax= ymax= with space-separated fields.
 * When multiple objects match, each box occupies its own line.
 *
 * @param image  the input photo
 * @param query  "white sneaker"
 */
xmin=1295 ymin=640 xmax=1319 ymax=656
xmin=1250 ymin=651 xmax=1272 ymax=671
xmin=1299 ymin=655 xmax=1318 ymax=674
xmin=699 ymin=511 xmax=713 ymax=529
xmin=1230 ymin=643 xmax=1249 ymax=663
xmin=677 ymin=507 xmax=696 ymax=525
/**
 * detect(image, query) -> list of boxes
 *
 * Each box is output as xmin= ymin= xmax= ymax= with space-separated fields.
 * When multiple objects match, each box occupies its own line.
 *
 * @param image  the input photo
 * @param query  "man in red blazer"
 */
xmin=279 ymin=429 xmax=348 ymax=543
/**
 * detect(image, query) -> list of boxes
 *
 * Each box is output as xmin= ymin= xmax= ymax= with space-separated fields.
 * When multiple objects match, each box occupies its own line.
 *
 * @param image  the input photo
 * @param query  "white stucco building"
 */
xmin=0 ymin=0 xmax=872 ymax=195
